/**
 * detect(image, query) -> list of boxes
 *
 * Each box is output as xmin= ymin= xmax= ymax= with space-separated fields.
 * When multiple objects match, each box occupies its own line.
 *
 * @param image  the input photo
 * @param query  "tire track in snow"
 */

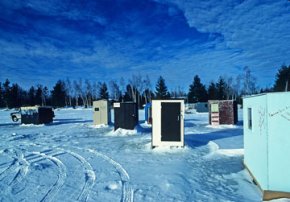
xmin=0 ymin=149 xmax=26 ymax=182
xmin=0 ymin=149 xmax=64 ymax=168
xmin=63 ymin=150 xmax=96 ymax=202
xmin=9 ymin=152 xmax=29 ymax=186
xmin=0 ymin=149 xmax=29 ymax=196
xmin=31 ymin=152 xmax=67 ymax=202
xmin=30 ymin=148 xmax=96 ymax=202
xmin=0 ymin=149 xmax=18 ymax=181
xmin=86 ymin=149 xmax=134 ymax=202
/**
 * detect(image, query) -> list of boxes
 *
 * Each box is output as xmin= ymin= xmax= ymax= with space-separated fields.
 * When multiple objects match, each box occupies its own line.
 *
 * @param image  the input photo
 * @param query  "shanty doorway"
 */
xmin=161 ymin=102 xmax=181 ymax=142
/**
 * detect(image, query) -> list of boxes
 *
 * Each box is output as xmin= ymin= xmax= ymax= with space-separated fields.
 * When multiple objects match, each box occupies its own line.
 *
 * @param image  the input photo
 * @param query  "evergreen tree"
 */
xmin=0 ymin=82 xmax=4 ymax=108
xmin=99 ymin=82 xmax=109 ymax=99
xmin=273 ymin=65 xmax=290 ymax=92
xmin=216 ymin=77 xmax=227 ymax=100
xmin=51 ymin=80 xmax=66 ymax=107
xmin=188 ymin=75 xmax=208 ymax=103
xmin=35 ymin=85 xmax=43 ymax=106
xmin=208 ymin=81 xmax=218 ymax=100
xmin=28 ymin=86 xmax=36 ymax=106
xmin=155 ymin=76 xmax=170 ymax=99
xmin=3 ymin=79 xmax=11 ymax=108
xmin=9 ymin=84 xmax=22 ymax=108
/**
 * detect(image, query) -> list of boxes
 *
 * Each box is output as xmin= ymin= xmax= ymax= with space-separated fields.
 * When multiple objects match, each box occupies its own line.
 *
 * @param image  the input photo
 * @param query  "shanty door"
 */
xmin=211 ymin=103 xmax=219 ymax=125
xmin=161 ymin=102 xmax=181 ymax=141
xmin=99 ymin=102 xmax=107 ymax=124
xmin=124 ymin=104 xmax=137 ymax=130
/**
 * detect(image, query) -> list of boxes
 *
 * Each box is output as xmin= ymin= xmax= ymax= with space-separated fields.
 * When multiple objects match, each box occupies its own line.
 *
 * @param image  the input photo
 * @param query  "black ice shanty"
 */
xmin=20 ymin=106 xmax=55 ymax=124
xmin=113 ymin=102 xmax=138 ymax=130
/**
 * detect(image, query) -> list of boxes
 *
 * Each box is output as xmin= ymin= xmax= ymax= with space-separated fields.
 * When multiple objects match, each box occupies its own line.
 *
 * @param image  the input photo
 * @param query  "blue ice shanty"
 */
xmin=144 ymin=102 xmax=152 ymax=124
xmin=243 ymin=92 xmax=290 ymax=200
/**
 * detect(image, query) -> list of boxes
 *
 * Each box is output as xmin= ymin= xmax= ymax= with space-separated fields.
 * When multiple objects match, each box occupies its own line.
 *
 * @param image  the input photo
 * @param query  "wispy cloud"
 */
xmin=0 ymin=0 xmax=289 ymax=90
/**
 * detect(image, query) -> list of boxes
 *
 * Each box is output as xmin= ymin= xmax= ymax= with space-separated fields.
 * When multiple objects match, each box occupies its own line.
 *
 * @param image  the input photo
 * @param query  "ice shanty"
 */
xmin=208 ymin=100 xmax=238 ymax=125
xmin=243 ymin=92 xmax=290 ymax=200
xmin=19 ymin=106 xmax=54 ymax=124
xmin=113 ymin=102 xmax=138 ymax=130
xmin=194 ymin=102 xmax=208 ymax=113
xmin=93 ymin=100 xmax=111 ymax=125
xmin=152 ymin=99 xmax=184 ymax=147
xmin=144 ymin=102 xmax=152 ymax=124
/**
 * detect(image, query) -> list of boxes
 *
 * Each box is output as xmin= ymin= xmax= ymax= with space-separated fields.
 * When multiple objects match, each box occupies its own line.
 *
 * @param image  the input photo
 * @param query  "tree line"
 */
xmin=0 ymin=65 xmax=289 ymax=109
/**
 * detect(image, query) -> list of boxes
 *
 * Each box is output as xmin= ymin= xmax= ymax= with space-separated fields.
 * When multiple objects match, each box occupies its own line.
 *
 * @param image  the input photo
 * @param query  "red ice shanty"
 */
xmin=208 ymin=100 xmax=238 ymax=125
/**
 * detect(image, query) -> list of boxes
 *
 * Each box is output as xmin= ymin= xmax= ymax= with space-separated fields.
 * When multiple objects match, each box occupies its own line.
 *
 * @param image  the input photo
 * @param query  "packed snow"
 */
xmin=0 ymin=108 xmax=288 ymax=201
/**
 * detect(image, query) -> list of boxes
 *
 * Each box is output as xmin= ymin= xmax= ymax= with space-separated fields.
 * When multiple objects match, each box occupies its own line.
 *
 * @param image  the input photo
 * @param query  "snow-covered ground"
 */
xmin=0 ymin=108 xmax=288 ymax=202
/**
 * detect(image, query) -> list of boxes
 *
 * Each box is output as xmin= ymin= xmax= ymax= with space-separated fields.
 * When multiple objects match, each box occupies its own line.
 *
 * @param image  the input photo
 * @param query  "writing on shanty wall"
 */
xmin=258 ymin=107 xmax=266 ymax=135
xmin=269 ymin=105 xmax=290 ymax=122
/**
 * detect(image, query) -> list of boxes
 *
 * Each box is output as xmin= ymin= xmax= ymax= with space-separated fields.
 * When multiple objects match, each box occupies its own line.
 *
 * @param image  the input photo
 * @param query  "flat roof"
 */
xmin=152 ymin=98 xmax=185 ymax=100
xmin=243 ymin=91 xmax=290 ymax=99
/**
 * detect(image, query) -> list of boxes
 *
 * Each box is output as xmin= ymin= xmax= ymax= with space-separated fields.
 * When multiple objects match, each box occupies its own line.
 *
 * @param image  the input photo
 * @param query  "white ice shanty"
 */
xmin=152 ymin=99 xmax=184 ymax=147
xmin=243 ymin=92 xmax=290 ymax=200
xmin=93 ymin=100 xmax=111 ymax=126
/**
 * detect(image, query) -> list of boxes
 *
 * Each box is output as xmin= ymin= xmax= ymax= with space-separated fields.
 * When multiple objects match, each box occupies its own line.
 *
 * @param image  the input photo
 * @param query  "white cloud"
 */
xmin=154 ymin=0 xmax=290 ymax=86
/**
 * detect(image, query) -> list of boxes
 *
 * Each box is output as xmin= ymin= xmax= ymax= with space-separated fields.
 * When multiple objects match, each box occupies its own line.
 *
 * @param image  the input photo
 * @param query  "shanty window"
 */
xmin=248 ymin=108 xmax=252 ymax=130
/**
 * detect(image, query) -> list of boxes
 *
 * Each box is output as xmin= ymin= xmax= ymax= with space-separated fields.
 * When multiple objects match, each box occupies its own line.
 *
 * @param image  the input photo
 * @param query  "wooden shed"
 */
xmin=152 ymin=99 xmax=184 ymax=147
xmin=93 ymin=99 xmax=110 ymax=126
xmin=20 ymin=106 xmax=54 ymax=124
xmin=243 ymin=92 xmax=290 ymax=200
xmin=113 ymin=102 xmax=138 ymax=130
xmin=208 ymin=100 xmax=238 ymax=125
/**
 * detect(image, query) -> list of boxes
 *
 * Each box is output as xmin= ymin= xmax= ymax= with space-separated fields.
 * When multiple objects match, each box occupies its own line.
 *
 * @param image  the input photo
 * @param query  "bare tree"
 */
xmin=95 ymin=82 xmax=102 ymax=99
xmin=92 ymin=82 xmax=98 ymax=101
xmin=143 ymin=75 xmax=152 ymax=104
xmin=74 ymin=79 xmax=86 ymax=107
xmin=233 ymin=75 xmax=242 ymax=100
xmin=85 ymin=79 xmax=93 ymax=107
xmin=224 ymin=76 xmax=234 ymax=100
xmin=65 ymin=78 xmax=74 ymax=107
xmin=119 ymin=77 xmax=125 ymax=99
xmin=129 ymin=74 xmax=145 ymax=106
xmin=41 ymin=86 xmax=49 ymax=106
xmin=109 ymin=80 xmax=121 ymax=101
xmin=242 ymin=66 xmax=257 ymax=95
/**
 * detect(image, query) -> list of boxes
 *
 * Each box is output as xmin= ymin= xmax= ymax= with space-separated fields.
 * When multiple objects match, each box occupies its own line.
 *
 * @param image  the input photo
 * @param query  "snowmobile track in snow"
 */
xmin=8 ymin=152 xmax=29 ymax=187
xmin=0 ymin=149 xmax=29 ymax=195
xmin=1 ymin=146 xmax=133 ymax=202
xmin=86 ymin=149 xmax=134 ymax=202
xmin=28 ymin=148 xmax=96 ymax=202
xmin=31 ymin=152 xmax=67 ymax=202
xmin=62 ymin=149 xmax=96 ymax=202
xmin=0 ymin=149 xmax=28 ymax=184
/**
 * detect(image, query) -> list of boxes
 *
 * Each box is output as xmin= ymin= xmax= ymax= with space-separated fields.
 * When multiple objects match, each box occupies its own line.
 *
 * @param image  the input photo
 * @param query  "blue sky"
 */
xmin=0 ymin=0 xmax=289 ymax=90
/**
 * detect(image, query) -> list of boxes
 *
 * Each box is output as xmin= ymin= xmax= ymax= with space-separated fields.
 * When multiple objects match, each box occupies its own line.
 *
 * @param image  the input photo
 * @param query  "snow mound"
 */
xmin=269 ymin=199 xmax=290 ymax=202
xmin=90 ymin=124 xmax=109 ymax=129
xmin=20 ymin=124 xmax=45 ymax=127
xmin=151 ymin=145 xmax=190 ymax=153
xmin=216 ymin=149 xmax=244 ymax=157
xmin=206 ymin=124 xmax=241 ymax=129
xmin=207 ymin=141 xmax=219 ymax=153
xmin=106 ymin=181 xmax=121 ymax=190
xmin=107 ymin=128 xmax=138 ymax=136
xmin=205 ymin=141 xmax=244 ymax=159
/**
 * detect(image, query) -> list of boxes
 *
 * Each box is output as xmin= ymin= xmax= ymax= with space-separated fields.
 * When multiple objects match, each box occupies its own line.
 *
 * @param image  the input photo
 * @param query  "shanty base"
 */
xmin=243 ymin=162 xmax=290 ymax=201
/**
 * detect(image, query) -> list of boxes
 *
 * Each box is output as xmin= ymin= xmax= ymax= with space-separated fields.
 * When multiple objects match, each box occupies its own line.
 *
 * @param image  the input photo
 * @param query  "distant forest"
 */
xmin=0 ymin=65 xmax=289 ymax=109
